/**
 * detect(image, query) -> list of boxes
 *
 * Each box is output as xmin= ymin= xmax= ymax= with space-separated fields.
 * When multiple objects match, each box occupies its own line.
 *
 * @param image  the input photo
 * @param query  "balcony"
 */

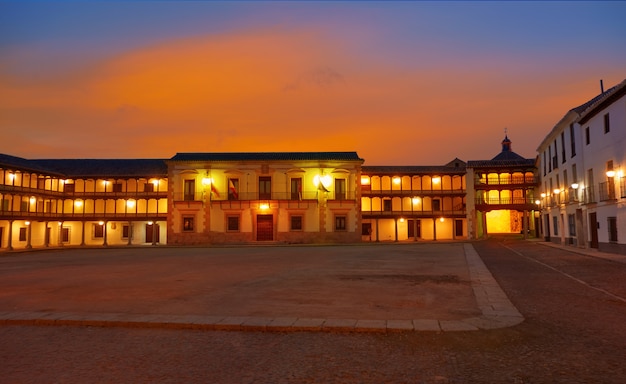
xmin=174 ymin=190 xmax=357 ymax=202
xmin=598 ymin=181 xmax=616 ymax=201
xmin=474 ymin=176 xmax=538 ymax=188
xmin=361 ymin=188 xmax=465 ymax=197
xmin=474 ymin=197 xmax=538 ymax=211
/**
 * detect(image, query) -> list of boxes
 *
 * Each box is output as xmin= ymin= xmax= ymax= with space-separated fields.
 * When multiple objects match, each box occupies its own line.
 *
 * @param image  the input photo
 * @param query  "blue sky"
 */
xmin=1 ymin=1 xmax=625 ymax=164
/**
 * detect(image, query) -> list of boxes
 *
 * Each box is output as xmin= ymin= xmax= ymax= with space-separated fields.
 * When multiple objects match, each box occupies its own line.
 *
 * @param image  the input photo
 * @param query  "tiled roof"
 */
xmin=0 ymin=153 xmax=54 ymax=174
xmin=170 ymin=152 xmax=363 ymax=162
xmin=577 ymin=78 xmax=626 ymax=124
xmin=29 ymin=159 xmax=168 ymax=178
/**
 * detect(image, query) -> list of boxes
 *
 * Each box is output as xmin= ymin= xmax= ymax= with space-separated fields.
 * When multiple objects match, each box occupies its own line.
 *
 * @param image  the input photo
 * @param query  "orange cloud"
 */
xmin=1 ymin=27 xmax=623 ymax=164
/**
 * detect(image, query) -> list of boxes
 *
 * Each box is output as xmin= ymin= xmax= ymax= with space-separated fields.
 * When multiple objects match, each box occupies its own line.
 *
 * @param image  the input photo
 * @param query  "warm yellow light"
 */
xmin=147 ymin=221 xmax=154 ymax=225
xmin=126 ymin=200 xmax=136 ymax=208
xmin=360 ymin=176 xmax=370 ymax=185
xmin=439 ymin=217 xmax=444 ymax=222
xmin=392 ymin=177 xmax=401 ymax=185
xmin=412 ymin=197 xmax=421 ymax=204
xmin=25 ymin=221 xmax=30 ymax=226
xmin=553 ymin=189 xmax=561 ymax=194
xmin=571 ymin=183 xmax=579 ymax=189
xmin=535 ymin=200 xmax=541 ymax=205
xmin=259 ymin=203 xmax=270 ymax=210
xmin=618 ymin=170 xmax=624 ymax=178
xmin=432 ymin=177 xmax=441 ymax=184
xmin=74 ymin=200 xmax=83 ymax=207
xmin=606 ymin=170 xmax=616 ymax=177
xmin=103 ymin=180 xmax=109 ymax=186
xmin=540 ymin=193 xmax=546 ymax=198
xmin=399 ymin=218 xmax=405 ymax=223
xmin=151 ymin=179 xmax=159 ymax=186
xmin=202 ymin=177 xmax=213 ymax=186
xmin=98 ymin=221 xmax=104 ymax=226
xmin=8 ymin=173 xmax=15 ymax=181
xmin=313 ymin=174 xmax=332 ymax=189
xmin=29 ymin=197 xmax=36 ymax=204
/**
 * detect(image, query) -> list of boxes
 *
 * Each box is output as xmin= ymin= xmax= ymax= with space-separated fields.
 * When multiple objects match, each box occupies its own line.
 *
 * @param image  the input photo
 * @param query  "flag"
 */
xmin=229 ymin=179 xmax=238 ymax=199
xmin=211 ymin=183 xmax=220 ymax=198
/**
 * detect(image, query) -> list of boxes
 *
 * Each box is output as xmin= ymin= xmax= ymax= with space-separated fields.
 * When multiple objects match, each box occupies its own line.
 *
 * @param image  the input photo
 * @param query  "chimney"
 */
xmin=600 ymin=79 xmax=604 ymax=93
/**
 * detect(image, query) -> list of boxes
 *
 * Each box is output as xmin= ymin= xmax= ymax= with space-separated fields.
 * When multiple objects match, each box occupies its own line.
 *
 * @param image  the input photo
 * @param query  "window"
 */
xmin=64 ymin=183 xmax=75 ymax=193
xmin=604 ymin=113 xmax=610 ymax=134
xmin=335 ymin=178 xmax=346 ymax=200
xmin=433 ymin=199 xmax=441 ymax=211
xmin=569 ymin=123 xmax=576 ymax=157
xmin=122 ymin=225 xmax=130 ymax=238
xmin=608 ymin=217 xmax=617 ymax=242
xmin=227 ymin=216 xmax=239 ymax=231
xmin=383 ymin=199 xmax=392 ymax=212
xmin=19 ymin=227 xmax=27 ymax=241
xmin=335 ymin=215 xmax=347 ymax=231
xmin=144 ymin=182 xmax=154 ymax=192
xmin=228 ymin=178 xmax=239 ymax=200
xmin=20 ymin=201 xmax=28 ymax=212
xmin=291 ymin=178 xmax=302 ymax=200
xmin=585 ymin=127 xmax=590 ymax=145
xmin=552 ymin=216 xmax=559 ymax=236
xmin=548 ymin=146 xmax=552 ymax=171
xmin=568 ymin=214 xmax=576 ymax=236
xmin=290 ymin=215 xmax=303 ymax=231
xmin=184 ymin=179 xmax=195 ymax=201
xmin=572 ymin=164 xmax=577 ymax=186
xmin=113 ymin=183 xmax=123 ymax=192
xmin=553 ymin=140 xmax=559 ymax=167
xmin=183 ymin=217 xmax=194 ymax=231
xmin=560 ymin=132 xmax=566 ymax=163
xmin=259 ymin=177 xmax=271 ymax=199
xmin=543 ymin=152 xmax=547 ymax=176
xmin=362 ymin=223 xmax=372 ymax=236
xmin=94 ymin=223 xmax=104 ymax=238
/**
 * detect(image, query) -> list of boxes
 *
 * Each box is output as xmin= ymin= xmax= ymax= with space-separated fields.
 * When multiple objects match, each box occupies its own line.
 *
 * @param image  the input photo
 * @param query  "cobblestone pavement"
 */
xmin=1 ymin=237 xmax=626 ymax=383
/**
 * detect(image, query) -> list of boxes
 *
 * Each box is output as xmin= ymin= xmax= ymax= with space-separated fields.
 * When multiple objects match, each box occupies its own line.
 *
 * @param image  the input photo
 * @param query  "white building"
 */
xmin=536 ymin=79 xmax=626 ymax=254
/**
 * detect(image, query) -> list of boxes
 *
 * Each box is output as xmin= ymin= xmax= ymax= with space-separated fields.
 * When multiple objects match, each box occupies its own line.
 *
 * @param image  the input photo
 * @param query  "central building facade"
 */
xmin=166 ymin=152 xmax=364 ymax=244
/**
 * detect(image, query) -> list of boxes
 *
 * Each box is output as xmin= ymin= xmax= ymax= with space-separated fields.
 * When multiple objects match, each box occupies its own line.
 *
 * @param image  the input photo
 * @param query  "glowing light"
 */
xmin=399 ymin=218 xmax=405 ymax=223
xmin=25 ymin=221 xmax=30 ymax=226
xmin=439 ymin=217 xmax=444 ymax=222
xmin=571 ymin=183 xmax=579 ymax=189
xmin=74 ymin=200 xmax=83 ymax=207
xmin=412 ymin=197 xmax=421 ymax=204
xmin=535 ymin=200 xmax=541 ymax=205
xmin=126 ymin=200 xmax=136 ymax=208
xmin=618 ymin=170 xmax=624 ymax=178
xmin=360 ymin=176 xmax=370 ymax=185
xmin=259 ymin=203 xmax=270 ymax=210
xmin=606 ymin=170 xmax=616 ymax=177
xmin=313 ymin=175 xmax=332 ymax=189
xmin=30 ymin=197 xmax=36 ymax=204
xmin=202 ymin=177 xmax=213 ymax=186
xmin=148 ymin=221 xmax=154 ymax=225
xmin=392 ymin=177 xmax=401 ymax=185
xmin=8 ymin=173 xmax=15 ymax=181
xmin=553 ymin=189 xmax=561 ymax=194
xmin=540 ymin=193 xmax=546 ymax=198
xmin=151 ymin=179 xmax=159 ymax=187
xmin=432 ymin=177 xmax=441 ymax=184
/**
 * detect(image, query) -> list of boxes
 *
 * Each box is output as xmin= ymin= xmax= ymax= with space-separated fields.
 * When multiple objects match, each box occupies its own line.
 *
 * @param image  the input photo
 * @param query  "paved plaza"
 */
xmin=0 ymin=242 xmax=521 ymax=332
xmin=1 ymin=238 xmax=625 ymax=383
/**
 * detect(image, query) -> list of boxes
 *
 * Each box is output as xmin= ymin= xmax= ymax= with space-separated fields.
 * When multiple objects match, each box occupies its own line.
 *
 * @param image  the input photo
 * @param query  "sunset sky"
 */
xmin=1 ymin=1 xmax=625 ymax=165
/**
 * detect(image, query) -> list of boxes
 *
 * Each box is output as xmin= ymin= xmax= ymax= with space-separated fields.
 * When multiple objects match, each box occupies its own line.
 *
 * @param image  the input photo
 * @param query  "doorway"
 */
xmin=145 ymin=223 xmax=160 ymax=244
xmin=256 ymin=214 xmax=273 ymax=241
xmin=589 ymin=212 xmax=599 ymax=248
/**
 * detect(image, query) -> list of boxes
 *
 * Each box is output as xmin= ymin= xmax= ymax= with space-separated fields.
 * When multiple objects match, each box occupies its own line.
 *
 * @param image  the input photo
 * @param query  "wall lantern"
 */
xmin=571 ymin=183 xmax=579 ymax=189
xmin=259 ymin=203 xmax=270 ymax=210
xmin=606 ymin=170 xmax=616 ymax=178
xmin=412 ymin=197 xmax=421 ymax=205
xmin=126 ymin=200 xmax=136 ymax=208
xmin=202 ymin=177 xmax=213 ymax=186
xmin=360 ymin=176 xmax=370 ymax=185
xmin=98 ymin=221 xmax=104 ymax=226
xmin=540 ymin=193 xmax=546 ymax=198
xmin=25 ymin=221 xmax=30 ymax=226
xmin=399 ymin=217 xmax=405 ymax=223
xmin=392 ymin=177 xmax=401 ymax=185
xmin=553 ymin=189 xmax=561 ymax=195
xmin=74 ymin=200 xmax=83 ymax=207
xmin=439 ymin=217 xmax=444 ymax=222
xmin=432 ymin=177 xmax=441 ymax=184
xmin=313 ymin=175 xmax=332 ymax=189
xmin=535 ymin=200 xmax=541 ymax=205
